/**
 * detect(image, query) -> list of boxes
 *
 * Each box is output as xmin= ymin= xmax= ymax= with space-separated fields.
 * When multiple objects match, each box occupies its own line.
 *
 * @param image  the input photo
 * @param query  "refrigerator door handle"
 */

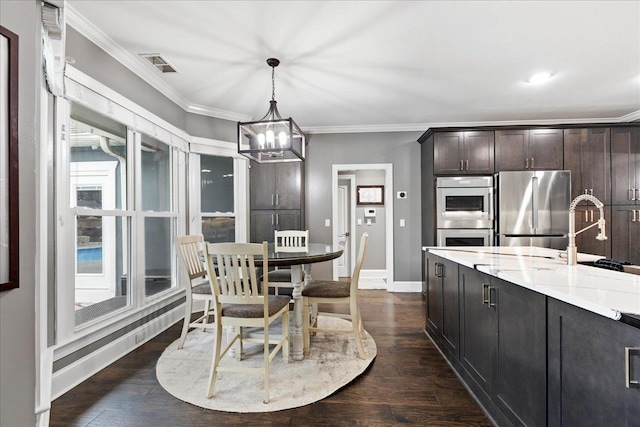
xmin=532 ymin=176 xmax=539 ymax=230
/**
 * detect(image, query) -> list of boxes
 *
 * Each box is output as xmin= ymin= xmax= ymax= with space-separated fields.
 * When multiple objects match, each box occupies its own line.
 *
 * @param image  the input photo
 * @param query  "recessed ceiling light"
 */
xmin=526 ymin=72 xmax=552 ymax=84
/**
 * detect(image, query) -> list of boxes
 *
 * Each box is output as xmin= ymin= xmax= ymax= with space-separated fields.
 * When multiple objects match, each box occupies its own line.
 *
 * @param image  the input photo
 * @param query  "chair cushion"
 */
xmin=302 ymin=280 xmax=350 ymax=298
xmin=221 ymin=295 xmax=291 ymax=318
xmin=192 ymin=283 xmax=212 ymax=295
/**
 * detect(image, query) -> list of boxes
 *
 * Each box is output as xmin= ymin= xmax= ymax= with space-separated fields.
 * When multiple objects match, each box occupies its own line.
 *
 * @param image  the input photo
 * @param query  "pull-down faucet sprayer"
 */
xmin=566 ymin=194 xmax=607 ymax=265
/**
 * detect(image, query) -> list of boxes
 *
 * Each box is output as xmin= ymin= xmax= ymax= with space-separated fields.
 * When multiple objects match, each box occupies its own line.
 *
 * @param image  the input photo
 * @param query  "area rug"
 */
xmin=156 ymin=316 xmax=377 ymax=412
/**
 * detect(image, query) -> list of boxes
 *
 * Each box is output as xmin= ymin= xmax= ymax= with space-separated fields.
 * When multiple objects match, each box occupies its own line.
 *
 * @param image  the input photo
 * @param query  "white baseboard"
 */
xmin=387 ymin=281 xmax=423 ymax=293
xmin=51 ymin=305 xmax=184 ymax=400
xmin=361 ymin=269 xmax=387 ymax=279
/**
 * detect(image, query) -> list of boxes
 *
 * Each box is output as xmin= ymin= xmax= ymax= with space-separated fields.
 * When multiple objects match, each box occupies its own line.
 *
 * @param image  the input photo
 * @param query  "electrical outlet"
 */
xmin=400 ymin=219 xmax=406 ymax=227
xmin=325 ymin=219 xmax=331 ymax=227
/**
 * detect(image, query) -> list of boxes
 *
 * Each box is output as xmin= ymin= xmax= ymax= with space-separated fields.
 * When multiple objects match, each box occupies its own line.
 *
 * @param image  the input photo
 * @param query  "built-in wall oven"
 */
xmin=436 ymin=176 xmax=493 ymax=247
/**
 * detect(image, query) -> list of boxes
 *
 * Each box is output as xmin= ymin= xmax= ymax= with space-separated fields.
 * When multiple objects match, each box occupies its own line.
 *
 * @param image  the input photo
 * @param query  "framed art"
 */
xmin=1 ymin=26 xmax=19 ymax=291
xmin=357 ymin=185 xmax=384 ymax=206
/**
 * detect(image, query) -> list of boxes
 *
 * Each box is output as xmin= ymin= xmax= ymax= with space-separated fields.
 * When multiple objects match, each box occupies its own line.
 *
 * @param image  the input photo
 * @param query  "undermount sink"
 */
xmin=578 ymin=259 xmax=640 ymax=276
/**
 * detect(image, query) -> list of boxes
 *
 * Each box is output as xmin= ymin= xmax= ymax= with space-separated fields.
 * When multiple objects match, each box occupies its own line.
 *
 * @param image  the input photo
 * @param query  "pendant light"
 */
xmin=237 ymin=58 xmax=305 ymax=163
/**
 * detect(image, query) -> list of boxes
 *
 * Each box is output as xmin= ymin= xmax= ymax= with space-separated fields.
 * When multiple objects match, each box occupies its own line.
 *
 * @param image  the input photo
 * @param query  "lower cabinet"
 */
xmin=250 ymin=210 xmax=301 ymax=243
xmin=548 ymin=299 xmax=640 ymax=426
xmin=459 ymin=266 xmax=546 ymax=426
xmin=425 ymin=253 xmax=460 ymax=359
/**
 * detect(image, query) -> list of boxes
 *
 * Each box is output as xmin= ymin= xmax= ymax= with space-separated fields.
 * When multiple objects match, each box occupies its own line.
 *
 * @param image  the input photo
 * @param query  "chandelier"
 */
xmin=237 ymin=58 xmax=305 ymax=163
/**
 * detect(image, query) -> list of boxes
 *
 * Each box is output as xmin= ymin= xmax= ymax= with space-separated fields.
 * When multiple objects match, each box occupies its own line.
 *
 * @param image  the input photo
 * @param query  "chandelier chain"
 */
xmin=271 ymin=65 xmax=276 ymax=102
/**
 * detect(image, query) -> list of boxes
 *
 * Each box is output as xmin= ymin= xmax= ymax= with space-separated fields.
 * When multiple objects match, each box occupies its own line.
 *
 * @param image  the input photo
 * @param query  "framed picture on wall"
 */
xmin=357 ymin=185 xmax=384 ymax=206
xmin=1 ymin=25 xmax=19 ymax=291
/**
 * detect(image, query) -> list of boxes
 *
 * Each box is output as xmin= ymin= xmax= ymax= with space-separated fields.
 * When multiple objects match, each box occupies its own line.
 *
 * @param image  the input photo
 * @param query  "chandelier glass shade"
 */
xmin=237 ymin=58 xmax=305 ymax=163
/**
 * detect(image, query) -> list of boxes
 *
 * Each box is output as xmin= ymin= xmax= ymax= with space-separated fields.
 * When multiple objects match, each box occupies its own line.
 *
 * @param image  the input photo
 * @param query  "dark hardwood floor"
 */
xmin=50 ymin=291 xmax=491 ymax=426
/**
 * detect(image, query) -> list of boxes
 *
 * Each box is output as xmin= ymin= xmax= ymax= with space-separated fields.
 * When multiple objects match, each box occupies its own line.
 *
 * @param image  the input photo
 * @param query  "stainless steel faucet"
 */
xmin=566 ymin=194 xmax=607 ymax=265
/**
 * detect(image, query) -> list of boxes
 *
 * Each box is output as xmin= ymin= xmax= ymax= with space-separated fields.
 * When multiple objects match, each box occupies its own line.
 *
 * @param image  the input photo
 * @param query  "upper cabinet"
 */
xmin=564 ymin=128 xmax=611 ymax=204
xmin=433 ymin=131 xmax=494 ymax=175
xmin=495 ymin=128 xmax=563 ymax=171
xmin=611 ymin=127 xmax=640 ymax=205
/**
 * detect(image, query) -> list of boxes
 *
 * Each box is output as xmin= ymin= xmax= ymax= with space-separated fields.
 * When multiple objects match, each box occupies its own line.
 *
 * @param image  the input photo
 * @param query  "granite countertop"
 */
xmin=423 ymin=246 xmax=640 ymax=321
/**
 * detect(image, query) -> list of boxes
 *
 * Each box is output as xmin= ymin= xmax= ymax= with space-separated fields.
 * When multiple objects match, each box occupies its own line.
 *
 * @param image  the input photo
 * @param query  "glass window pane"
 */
xmin=75 ymin=216 xmax=130 ymax=326
xmin=144 ymin=217 xmax=174 ymax=297
xmin=69 ymin=102 xmax=127 ymax=210
xmin=141 ymin=135 xmax=172 ymax=212
xmin=202 ymin=217 xmax=235 ymax=243
xmin=200 ymin=155 xmax=234 ymax=213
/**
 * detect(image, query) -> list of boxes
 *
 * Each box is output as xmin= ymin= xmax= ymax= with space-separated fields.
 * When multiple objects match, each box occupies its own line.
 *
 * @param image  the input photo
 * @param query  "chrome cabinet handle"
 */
xmin=271 ymin=194 xmax=275 ymax=206
xmin=276 ymin=214 xmax=279 ymax=226
xmin=482 ymin=283 xmax=490 ymax=305
xmin=465 ymin=160 xmax=469 ymax=170
xmin=525 ymin=158 xmax=529 ymax=169
xmin=271 ymin=214 xmax=274 ymax=226
xmin=275 ymin=194 xmax=279 ymax=206
xmin=590 ymin=188 xmax=593 ymax=196
xmin=584 ymin=210 xmax=588 ymax=222
xmin=488 ymin=287 xmax=497 ymax=308
xmin=636 ymin=189 xmax=640 ymax=200
xmin=531 ymin=157 xmax=535 ymax=168
xmin=631 ymin=189 xmax=637 ymax=201
xmin=625 ymin=347 xmax=640 ymax=388
xmin=460 ymin=160 xmax=464 ymax=171
xmin=584 ymin=189 xmax=589 ymax=195
xmin=629 ymin=189 xmax=634 ymax=201
xmin=633 ymin=210 xmax=637 ymax=222
xmin=590 ymin=210 xmax=594 ymax=223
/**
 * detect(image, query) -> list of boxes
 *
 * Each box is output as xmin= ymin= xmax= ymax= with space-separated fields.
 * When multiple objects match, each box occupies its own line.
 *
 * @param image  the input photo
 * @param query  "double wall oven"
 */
xmin=436 ymin=176 xmax=493 ymax=247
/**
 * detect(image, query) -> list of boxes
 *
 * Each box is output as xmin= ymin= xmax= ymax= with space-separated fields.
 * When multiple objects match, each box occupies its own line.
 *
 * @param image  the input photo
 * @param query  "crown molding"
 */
xmin=65 ymin=5 xmax=251 ymax=123
xmin=303 ymin=111 xmax=640 ymax=134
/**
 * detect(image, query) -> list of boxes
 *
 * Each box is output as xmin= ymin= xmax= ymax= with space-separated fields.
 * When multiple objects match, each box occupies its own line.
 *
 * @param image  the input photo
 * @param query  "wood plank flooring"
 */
xmin=50 ymin=291 xmax=491 ymax=426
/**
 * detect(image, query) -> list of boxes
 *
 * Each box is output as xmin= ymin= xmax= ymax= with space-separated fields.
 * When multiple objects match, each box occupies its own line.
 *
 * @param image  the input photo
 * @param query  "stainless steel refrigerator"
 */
xmin=495 ymin=170 xmax=571 ymax=250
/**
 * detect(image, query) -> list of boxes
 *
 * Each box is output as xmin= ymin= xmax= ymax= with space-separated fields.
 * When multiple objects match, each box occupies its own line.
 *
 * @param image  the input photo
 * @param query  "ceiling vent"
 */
xmin=139 ymin=53 xmax=177 ymax=73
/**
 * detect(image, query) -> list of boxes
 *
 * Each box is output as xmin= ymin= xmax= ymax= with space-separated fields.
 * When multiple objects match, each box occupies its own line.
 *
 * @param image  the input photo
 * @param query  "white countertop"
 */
xmin=423 ymin=246 xmax=640 ymax=320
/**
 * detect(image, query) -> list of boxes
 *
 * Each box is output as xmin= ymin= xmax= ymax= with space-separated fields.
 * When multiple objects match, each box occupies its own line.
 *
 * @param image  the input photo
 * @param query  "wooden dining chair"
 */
xmin=175 ymin=234 xmax=215 ymax=349
xmin=203 ymin=241 xmax=291 ymax=404
xmin=302 ymin=233 xmax=368 ymax=359
xmin=267 ymin=229 xmax=309 ymax=296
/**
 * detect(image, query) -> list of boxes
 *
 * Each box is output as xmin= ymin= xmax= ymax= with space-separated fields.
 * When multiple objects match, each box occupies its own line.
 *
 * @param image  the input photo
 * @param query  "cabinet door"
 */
xmin=464 ymin=131 xmax=494 ymax=174
xmin=611 ymin=205 xmax=640 ymax=265
xmin=250 ymin=210 xmax=276 ymax=243
xmin=433 ymin=132 xmax=465 ymax=175
xmin=564 ymin=128 xmax=585 ymax=201
xmin=250 ymin=162 xmax=276 ymax=209
xmin=460 ymin=266 xmax=496 ymax=398
xmin=611 ymin=128 xmax=638 ymax=205
xmin=495 ymin=130 xmax=529 ymax=171
xmin=548 ymin=299 xmax=640 ymax=426
xmin=574 ymin=206 xmax=612 ymax=258
xmin=528 ymin=128 xmax=563 ymax=170
xmin=440 ymin=259 xmax=460 ymax=359
xmin=426 ymin=254 xmax=443 ymax=335
xmin=494 ymin=278 xmax=546 ymax=427
xmin=275 ymin=162 xmax=302 ymax=210
xmin=275 ymin=210 xmax=301 ymax=232
xmin=583 ymin=128 xmax=611 ymax=204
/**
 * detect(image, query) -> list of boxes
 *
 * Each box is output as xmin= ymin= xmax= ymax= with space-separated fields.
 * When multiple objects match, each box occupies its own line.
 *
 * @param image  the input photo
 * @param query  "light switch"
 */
xmin=400 ymin=219 xmax=405 ymax=227
xmin=357 ymin=218 xmax=362 ymax=226
xmin=325 ymin=219 xmax=331 ymax=227
xmin=366 ymin=219 xmax=372 ymax=226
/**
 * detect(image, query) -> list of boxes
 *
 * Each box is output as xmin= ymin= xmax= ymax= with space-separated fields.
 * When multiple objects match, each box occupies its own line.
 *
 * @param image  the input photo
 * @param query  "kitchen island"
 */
xmin=422 ymin=246 xmax=640 ymax=426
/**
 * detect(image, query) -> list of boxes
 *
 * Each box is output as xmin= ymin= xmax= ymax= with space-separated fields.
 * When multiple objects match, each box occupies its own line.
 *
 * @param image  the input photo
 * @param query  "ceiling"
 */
xmin=66 ymin=1 xmax=640 ymax=134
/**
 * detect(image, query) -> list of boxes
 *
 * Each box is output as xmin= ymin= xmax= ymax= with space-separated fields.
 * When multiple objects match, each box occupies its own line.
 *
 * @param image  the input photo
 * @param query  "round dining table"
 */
xmin=255 ymin=243 xmax=344 ymax=360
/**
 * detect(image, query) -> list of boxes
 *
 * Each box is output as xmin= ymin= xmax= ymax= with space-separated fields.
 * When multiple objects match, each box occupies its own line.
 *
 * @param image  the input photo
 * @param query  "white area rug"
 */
xmin=156 ymin=316 xmax=377 ymax=412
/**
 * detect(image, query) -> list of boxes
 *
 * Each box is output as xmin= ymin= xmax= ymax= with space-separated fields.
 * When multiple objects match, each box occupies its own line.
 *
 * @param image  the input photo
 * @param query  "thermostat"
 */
xmin=364 ymin=208 xmax=376 ymax=218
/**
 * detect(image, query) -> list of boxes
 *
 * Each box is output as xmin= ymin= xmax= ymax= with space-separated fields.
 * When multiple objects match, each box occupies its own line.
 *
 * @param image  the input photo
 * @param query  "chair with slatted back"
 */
xmin=175 ymin=234 xmax=215 ymax=349
xmin=302 ymin=233 xmax=369 ymax=359
xmin=267 ymin=230 xmax=309 ymax=296
xmin=204 ymin=241 xmax=290 ymax=404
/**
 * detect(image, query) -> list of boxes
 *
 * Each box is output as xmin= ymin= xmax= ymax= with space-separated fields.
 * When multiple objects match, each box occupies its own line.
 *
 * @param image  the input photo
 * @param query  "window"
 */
xmin=69 ymin=103 xmax=130 ymax=326
xmin=200 ymin=155 xmax=235 ymax=242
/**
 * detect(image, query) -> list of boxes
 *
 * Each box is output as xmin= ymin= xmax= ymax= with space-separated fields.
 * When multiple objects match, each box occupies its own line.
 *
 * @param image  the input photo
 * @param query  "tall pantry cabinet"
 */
xmin=249 ymin=161 xmax=305 ymax=243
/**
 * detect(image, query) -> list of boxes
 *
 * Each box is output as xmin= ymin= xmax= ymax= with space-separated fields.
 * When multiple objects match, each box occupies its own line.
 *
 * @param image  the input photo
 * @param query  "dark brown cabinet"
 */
xmin=611 ymin=205 xmax=640 ymax=265
xmin=495 ymin=128 xmax=563 ymax=171
xmin=548 ymin=299 xmax=640 ymax=426
xmin=459 ymin=266 xmax=547 ymax=426
xmin=433 ymin=131 xmax=494 ymax=175
xmin=564 ymin=128 xmax=611 ymax=204
xmin=249 ymin=161 xmax=304 ymax=243
xmin=611 ymin=127 xmax=640 ymax=205
xmin=573 ymin=205 xmax=612 ymax=258
xmin=425 ymin=253 xmax=460 ymax=359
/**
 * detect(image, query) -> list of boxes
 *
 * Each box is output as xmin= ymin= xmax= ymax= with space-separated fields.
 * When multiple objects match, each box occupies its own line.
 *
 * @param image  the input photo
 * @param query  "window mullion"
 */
xmin=132 ymin=131 xmax=144 ymax=308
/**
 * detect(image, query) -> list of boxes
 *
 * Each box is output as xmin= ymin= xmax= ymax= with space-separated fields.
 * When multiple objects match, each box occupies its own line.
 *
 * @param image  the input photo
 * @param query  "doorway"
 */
xmin=331 ymin=164 xmax=394 ymax=288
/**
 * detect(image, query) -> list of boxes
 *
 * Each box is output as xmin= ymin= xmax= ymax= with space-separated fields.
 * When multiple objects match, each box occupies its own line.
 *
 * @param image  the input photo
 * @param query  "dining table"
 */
xmin=255 ymin=243 xmax=344 ymax=361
